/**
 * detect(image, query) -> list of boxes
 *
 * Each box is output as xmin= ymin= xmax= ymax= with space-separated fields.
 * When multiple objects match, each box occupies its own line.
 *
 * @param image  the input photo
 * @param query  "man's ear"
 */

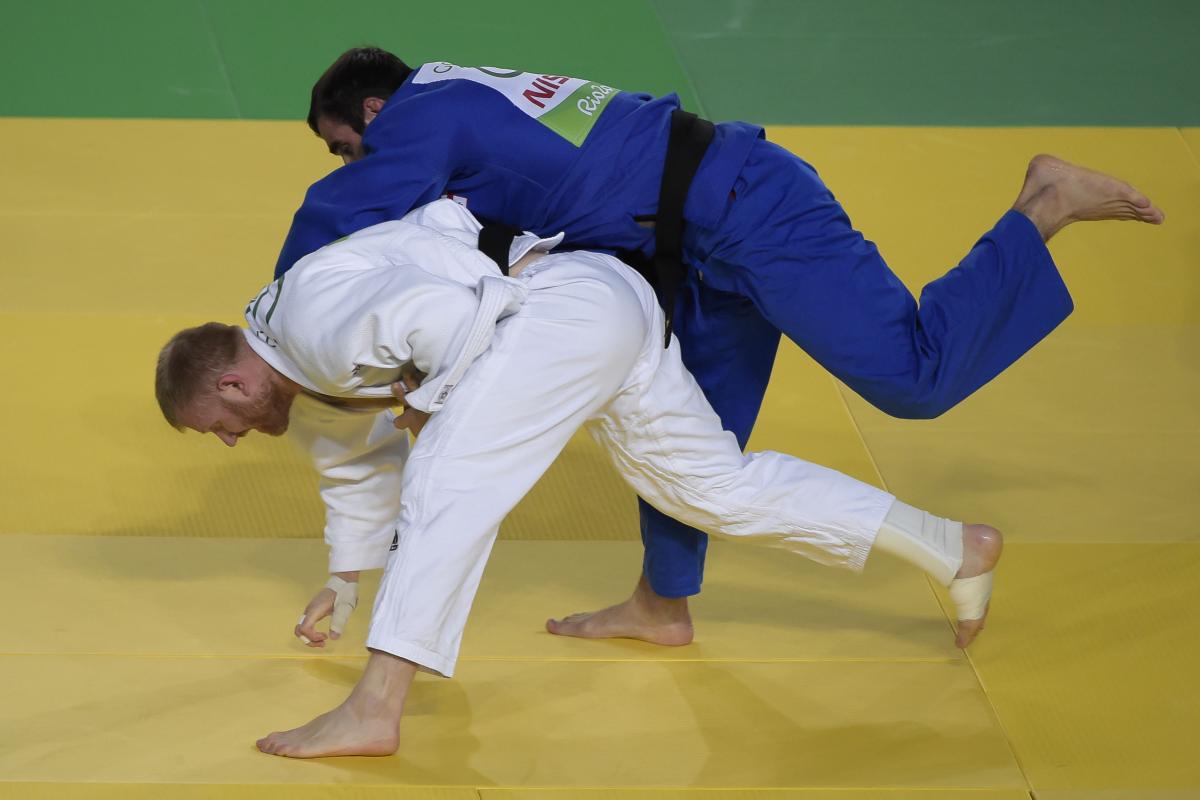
xmin=362 ymin=96 xmax=386 ymax=125
xmin=216 ymin=372 xmax=248 ymax=399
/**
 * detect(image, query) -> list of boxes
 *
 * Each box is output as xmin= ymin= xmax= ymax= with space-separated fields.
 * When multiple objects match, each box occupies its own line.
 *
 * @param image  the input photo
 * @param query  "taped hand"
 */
xmin=294 ymin=575 xmax=359 ymax=647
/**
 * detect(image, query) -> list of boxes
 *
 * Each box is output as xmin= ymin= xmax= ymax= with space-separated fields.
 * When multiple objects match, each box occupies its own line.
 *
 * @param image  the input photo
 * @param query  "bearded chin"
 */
xmin=258 ymin=411 xmax=290 ymax=436
xmin=247 ymin=380 xmax=296 ymax=436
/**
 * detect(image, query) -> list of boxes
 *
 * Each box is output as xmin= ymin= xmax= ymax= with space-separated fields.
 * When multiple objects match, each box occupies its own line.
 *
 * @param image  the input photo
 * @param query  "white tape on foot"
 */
xmin=873 ymin=500 xmax=964 ymax=586
xmin=949 ymin=571 xmax=993 ymax=621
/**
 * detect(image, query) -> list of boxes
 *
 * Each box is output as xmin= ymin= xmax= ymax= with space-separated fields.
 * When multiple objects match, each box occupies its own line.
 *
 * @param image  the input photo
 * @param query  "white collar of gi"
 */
xmin=509 ymin=231 xmax=565 ymax=267
xmin=240 ymin=327 xmax=322 ymax=394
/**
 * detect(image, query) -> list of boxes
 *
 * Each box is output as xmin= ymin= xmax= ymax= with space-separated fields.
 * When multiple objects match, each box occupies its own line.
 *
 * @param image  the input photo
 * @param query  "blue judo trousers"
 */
xmin=276 ymin=63 xmax=1073 ymax=598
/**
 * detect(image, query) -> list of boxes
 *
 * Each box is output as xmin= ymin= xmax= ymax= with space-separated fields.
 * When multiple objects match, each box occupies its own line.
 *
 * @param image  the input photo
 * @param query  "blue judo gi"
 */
xmin=276 ymin=63 xmax=1073 ymax=598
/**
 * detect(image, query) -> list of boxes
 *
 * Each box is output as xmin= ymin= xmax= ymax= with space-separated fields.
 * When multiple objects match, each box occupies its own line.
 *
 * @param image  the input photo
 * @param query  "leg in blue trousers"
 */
xmin=690 ymin=140 xmax=1075 ymax=420
xmin=640 ymin=274 xmax=781 ymax=598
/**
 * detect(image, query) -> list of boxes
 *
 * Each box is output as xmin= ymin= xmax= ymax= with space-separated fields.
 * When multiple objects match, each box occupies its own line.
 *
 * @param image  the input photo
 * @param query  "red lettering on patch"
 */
xmin=522 ymin=85 xmax=555 ymax=108
xmin=522 ymin=76 xmax=570 ymax=109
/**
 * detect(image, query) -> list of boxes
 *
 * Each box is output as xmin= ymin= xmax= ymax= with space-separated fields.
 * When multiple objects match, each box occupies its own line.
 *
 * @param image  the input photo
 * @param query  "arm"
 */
xmin=278 ymin=230 xmax=491 ymax=574
xmin=283 ymin=263 xmax=480 ymax=646
xmin=286 ymin=397 xmax=410 ymax=646
xmin=274 ymin=114 xmax=459 ymax=278
xmin=291 ymin=371 xmax=429 ymax=648
xmin=287 ymin=394 xmax=411 ymax=572
xmin=272 ymin=212 xmax=498 ymax=645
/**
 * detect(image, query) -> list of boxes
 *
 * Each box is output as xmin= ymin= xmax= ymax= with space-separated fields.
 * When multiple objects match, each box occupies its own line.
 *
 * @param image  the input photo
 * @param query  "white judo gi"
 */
xmin=245 ymin=199 xmax=897 ymax=677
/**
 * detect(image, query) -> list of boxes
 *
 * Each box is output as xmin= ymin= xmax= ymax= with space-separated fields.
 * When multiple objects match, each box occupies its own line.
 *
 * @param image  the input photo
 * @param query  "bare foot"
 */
xmin=546 ymin=574 xmax=695 ymax=646
xmin=256 ymin=651 xmax=415 ymax=758
xmin=256 ymin=701 xmax=398 ymax=758
xmin=952 ymin=524 xmax=1004 ymax=648
xmin=1013 ymin=154 xmax=1165 ymax=241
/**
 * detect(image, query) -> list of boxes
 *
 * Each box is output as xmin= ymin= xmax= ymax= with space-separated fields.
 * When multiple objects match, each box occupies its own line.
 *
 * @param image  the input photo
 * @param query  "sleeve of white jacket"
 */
xmin=286 ymin=394 xmax=411 ymax=573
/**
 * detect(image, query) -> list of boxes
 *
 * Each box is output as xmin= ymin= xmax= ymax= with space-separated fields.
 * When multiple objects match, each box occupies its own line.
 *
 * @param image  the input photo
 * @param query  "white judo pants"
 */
xmin=367 ymin=251 xmax=897 ymax=677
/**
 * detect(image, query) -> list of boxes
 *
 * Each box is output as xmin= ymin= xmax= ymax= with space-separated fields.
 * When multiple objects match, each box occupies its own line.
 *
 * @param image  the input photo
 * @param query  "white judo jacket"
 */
xmin=243 ymin=200 xmax=560 ymax=572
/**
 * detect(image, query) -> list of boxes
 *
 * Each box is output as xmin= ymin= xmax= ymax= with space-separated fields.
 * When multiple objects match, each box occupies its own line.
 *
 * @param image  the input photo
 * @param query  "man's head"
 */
xmin=155 ymin=323 xmax=299 ymax=446
xmin=307 ymin=46 xmax=413 ymax=165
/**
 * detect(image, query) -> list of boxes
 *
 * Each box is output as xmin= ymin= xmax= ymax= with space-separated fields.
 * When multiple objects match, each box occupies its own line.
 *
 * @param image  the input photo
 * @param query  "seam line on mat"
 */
xmin=196 ymin=0 xmax=242 ymax=118
xmin=474 ymin=786 xmax=1029 ymax=793
xmin=0 ymin=652 xmax=962 ymax=663
xmin=832 ymin=377 xmax=1036 ymax=797
xmin=645 ymin=0 xmax=708 ymax=119
xmin=1176 ymin=127 xmax=1200 ymax=172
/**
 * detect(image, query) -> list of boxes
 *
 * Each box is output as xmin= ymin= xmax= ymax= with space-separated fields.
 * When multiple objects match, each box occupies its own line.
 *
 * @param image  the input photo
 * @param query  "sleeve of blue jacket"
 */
xmin=274 ymin=125 xmax=456 ymax=278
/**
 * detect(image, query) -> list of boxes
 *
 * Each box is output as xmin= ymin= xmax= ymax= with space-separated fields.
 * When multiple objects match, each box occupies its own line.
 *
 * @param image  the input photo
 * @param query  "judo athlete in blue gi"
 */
xmin=280 ymin=47 xmax=1164 ymax=647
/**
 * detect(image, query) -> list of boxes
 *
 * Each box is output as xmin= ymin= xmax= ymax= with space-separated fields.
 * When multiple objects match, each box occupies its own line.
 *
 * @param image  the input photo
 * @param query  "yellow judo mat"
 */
xmin=1 ymin=119 xmax=1197 ymax=798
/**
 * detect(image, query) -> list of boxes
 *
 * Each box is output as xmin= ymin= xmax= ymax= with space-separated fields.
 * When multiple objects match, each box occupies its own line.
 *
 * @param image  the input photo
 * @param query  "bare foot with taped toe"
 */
xmin=1014 ymin=154 xmax=1165 ymax=242
xmin=546 ymin=574 xmax=694 ymax=646
xmin=951 ymin=524 xmax=1003 ymax=648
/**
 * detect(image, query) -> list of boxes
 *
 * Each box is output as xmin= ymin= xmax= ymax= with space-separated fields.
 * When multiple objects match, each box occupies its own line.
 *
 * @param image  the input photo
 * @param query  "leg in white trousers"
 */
xmin=588 ymin=306 xmax=895 ymax=575
xmin=367 ymin=251 xmax=946 ymax=677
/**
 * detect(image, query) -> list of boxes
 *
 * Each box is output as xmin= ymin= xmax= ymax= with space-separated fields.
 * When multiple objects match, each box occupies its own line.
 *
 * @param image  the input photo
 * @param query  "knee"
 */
xmin=887 ymin=400 xmax=953 ymax=420
xmin=861 ymin=390 xmax=956 ymax=420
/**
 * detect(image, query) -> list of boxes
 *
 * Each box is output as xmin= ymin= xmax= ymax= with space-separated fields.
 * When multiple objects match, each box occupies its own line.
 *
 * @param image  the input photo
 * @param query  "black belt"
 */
xmin=478 ymin=108 xmax=716 ymax=346
xmin=478 ymin=221 xmax=522 ymax=276
xmin=649 ymin=109 xmax=715 ymax=345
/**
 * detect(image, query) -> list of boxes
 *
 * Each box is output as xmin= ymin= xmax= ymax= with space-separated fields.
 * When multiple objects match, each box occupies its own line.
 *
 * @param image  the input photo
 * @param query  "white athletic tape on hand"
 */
xmin=325 ymin=575 xmax=359 ymax=636
xmin=296 ymin=614 xmax=312 ymax=645
xmin=949 ymin=571 xmax=994 ymax=621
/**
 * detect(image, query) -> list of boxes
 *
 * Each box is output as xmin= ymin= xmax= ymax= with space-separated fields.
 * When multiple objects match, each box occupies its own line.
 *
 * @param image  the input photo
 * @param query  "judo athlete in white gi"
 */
xmin=155 ymin=200 xmax=1002 ymax=758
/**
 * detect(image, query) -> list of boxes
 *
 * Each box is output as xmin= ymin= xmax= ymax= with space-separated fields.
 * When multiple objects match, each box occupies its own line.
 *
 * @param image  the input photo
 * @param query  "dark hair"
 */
xmin=307 ymin=47 xmax=413 ymax=134
xmin=155 ymin=322 xmax=243 ymax=429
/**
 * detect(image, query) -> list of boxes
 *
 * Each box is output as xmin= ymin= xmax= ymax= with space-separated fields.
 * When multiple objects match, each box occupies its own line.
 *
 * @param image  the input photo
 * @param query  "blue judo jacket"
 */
xmin=276 ymin=62 xmax=760 ymax=278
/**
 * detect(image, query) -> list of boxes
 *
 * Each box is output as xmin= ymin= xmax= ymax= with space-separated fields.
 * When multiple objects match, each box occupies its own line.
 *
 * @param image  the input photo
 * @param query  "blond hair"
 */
xmin=155 ymin=323 xmax=242 ymax=429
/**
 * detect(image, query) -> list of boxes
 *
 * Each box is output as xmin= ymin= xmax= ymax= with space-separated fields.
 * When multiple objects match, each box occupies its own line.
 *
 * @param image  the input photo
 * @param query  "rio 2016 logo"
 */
xmin=576 ymin=84 xmax=615 ymax=117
